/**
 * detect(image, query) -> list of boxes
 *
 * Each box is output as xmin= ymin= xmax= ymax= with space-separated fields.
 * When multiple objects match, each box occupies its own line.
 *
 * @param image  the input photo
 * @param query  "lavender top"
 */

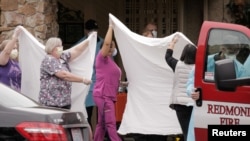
xmin=0 ymin=59 xmax=21 ymax=92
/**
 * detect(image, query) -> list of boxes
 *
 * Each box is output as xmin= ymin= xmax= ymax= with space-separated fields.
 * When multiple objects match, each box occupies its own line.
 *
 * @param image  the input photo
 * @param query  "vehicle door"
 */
xmin=194 ymin=21 xmax=250 ymax=141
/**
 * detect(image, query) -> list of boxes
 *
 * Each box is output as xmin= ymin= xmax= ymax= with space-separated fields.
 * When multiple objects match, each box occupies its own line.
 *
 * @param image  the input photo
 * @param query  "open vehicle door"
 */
xmin=194 ymin=21 xmax=250 ymax=141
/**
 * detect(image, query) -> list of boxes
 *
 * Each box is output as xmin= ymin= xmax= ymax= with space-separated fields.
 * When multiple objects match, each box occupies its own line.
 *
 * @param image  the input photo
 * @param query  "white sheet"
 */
xmin=109 ymin=14 xmax=194 ymax=135
xmin=18 ymin=26 xmax=97 ymax=119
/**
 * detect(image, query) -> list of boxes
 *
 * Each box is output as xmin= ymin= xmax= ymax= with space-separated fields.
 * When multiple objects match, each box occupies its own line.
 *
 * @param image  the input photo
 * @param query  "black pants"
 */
xmin=86 ymin=106 xmax=94 ymax=129
xmin=174 ymin=104 xmax=193 ymax=141
xmin=49 ymin=105 xmax=71 ymax=110
xmin=129 ymin=134 xmax=167 ymax=141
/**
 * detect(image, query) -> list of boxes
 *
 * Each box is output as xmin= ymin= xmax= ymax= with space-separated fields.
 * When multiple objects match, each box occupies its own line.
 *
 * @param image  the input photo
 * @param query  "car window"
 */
xmin=204 ymin=29 xmax=250 ymax=81
xmin=0 ymin=83 xmax=39 ymax=107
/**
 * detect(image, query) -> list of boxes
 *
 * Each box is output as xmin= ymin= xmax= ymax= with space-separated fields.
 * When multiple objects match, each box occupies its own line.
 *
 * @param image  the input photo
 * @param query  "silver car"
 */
xmin=0 ymin=83 xmax=91 ymax=141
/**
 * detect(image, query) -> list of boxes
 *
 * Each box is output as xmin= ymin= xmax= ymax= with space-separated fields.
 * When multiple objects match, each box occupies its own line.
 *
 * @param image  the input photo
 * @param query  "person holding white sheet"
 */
xmin=93 ymin=21 xmax=122 ymax=141
xmin=0 ymin=27 xmax=22 ymax=92
xmin=165 ymin=35 xmax=197 ymax=141
xmin=39 ymin=37 xmax=92 ymax=110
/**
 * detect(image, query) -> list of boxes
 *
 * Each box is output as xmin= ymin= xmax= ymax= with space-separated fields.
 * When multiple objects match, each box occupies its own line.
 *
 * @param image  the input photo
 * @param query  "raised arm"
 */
xmin=168 ymin=34 xmax=179 ymax=50
xmin=68 ymin=38 xmax=89 ymax=61
xmin=165 ymin=35 xmax=179 ymax=71
xmin=0 ymin=27 xmax=21 ymax=65
xmin=101 ymin=24 xmax=114 ymax=57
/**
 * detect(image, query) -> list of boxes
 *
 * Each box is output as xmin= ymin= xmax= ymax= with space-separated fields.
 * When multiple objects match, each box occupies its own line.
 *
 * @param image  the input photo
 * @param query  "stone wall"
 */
xmin=0 ymin=0 xmax=241 ymax=45
xmin=0 ymin=0 xmax=58 ymax=44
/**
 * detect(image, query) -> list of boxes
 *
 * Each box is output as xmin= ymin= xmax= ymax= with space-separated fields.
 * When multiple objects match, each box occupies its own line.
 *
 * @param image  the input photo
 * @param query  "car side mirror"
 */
xmin=214 ymin=59 xmax=236 ymax=91
xmin=214 ymin=59 xmax=250 ymax=91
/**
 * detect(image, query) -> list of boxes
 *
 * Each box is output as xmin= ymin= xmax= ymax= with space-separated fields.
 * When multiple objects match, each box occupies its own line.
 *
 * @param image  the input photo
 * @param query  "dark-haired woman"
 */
xmin=165 ymin=35 xmax=197 ymax=141
xmin=93 ymin=21 xmax=122 ymax=141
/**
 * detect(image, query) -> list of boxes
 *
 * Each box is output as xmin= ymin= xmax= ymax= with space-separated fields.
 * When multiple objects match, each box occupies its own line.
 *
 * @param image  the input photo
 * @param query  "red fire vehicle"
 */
xmin=194 ymin=21 xmax=250 ymax=141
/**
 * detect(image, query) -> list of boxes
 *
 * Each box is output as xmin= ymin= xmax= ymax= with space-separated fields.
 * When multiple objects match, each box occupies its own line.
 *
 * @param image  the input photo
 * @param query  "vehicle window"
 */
xmin=204 ymin=29 xmax=250 ymax=81
xmin=0 ymin=84 xmax=39 ymax=107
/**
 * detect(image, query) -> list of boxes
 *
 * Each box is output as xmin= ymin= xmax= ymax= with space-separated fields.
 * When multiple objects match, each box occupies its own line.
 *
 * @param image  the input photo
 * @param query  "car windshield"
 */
xmin=0 ymin=83 xmax=39 ymax=107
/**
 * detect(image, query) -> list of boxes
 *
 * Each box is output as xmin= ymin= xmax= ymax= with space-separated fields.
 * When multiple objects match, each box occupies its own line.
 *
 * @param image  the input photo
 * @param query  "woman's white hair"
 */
xmin=45 ymin=37 xmax=62 ymax=54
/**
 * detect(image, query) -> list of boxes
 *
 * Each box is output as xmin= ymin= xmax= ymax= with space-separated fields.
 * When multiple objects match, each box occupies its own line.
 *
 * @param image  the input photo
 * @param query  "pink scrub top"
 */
xmin=93 ymin=51 xmax=121 ymax=101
